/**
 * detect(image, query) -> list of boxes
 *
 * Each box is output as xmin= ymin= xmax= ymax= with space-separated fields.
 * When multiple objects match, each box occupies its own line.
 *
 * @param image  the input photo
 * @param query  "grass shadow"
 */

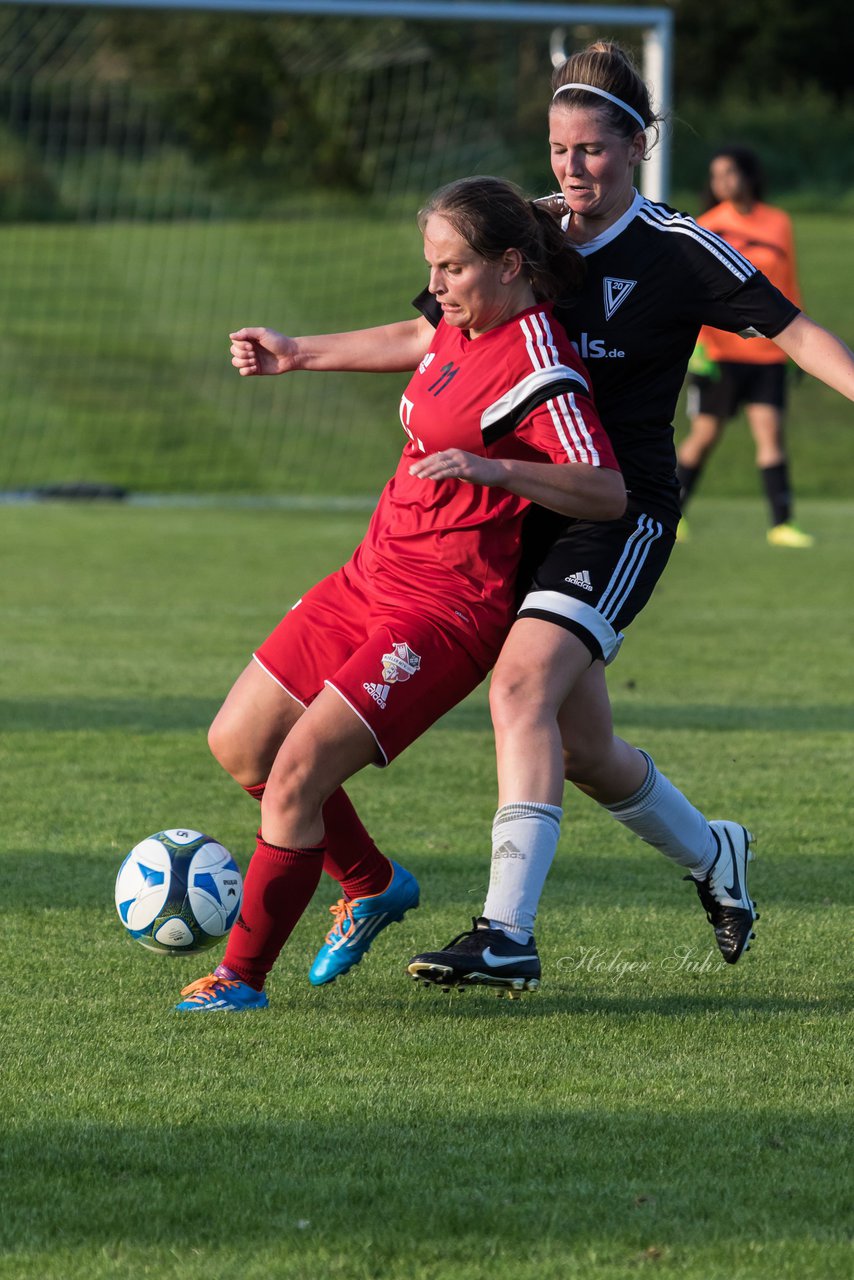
xmin=1 ymin=1108 xmax=847 ymax=1260
xmin=0 ymin=696 xmax=219 ymax=733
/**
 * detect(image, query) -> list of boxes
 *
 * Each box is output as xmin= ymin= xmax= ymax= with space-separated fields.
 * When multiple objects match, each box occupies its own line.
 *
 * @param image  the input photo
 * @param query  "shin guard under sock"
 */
xmin=319 ymin=788 xmax=392 ymax=899
xmin=483 ymin=802 xmax=563 ymax=938
xmin=241 ymin=781 xmax=390 ymax=900
xmin=603 ymin=752 xmax=716 ymax=874
xmin=222 ymin=832 xmax=325 ymax=990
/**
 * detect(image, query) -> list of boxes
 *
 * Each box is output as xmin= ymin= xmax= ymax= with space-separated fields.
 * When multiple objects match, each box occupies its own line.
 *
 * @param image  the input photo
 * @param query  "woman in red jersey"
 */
xmin=176 ymin=176 xmax=624 ymax=1011
xmin=677 ymin=145 xmax=812 ymax=546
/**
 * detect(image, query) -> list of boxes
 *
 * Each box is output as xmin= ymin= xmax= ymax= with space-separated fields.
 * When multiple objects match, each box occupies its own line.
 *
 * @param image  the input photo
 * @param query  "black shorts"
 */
xmin=687 ymin=362 xmax=787 ymax=420
xmin=516 ymin=500 xmax=675 ymax=664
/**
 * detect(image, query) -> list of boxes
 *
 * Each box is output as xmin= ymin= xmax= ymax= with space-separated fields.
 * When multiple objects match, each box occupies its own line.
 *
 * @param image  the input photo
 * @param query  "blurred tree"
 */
xmin=666 ymin=0 xmax=851 ymax=102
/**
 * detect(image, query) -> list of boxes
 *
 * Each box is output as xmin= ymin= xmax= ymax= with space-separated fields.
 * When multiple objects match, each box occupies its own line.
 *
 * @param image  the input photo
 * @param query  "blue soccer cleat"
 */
xmin=309 ymin=860 xmax=420 ymax=986
xmin=175 ymin=974 xmax=269 ymax=1012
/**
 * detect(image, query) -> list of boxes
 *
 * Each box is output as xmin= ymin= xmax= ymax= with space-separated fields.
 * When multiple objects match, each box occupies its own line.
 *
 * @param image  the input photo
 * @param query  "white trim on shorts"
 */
xmin=252 ymin=652 xmax=308 ymax=707
xmin=324 ymin=679 xmax=388 ymax=767
xmin=251 ymin=655 xmax=388 ymax=767
xmin=517 ymin=512 xmax=664 ymax=663
xmin=517 ymin=590 xmax=623 ymax=663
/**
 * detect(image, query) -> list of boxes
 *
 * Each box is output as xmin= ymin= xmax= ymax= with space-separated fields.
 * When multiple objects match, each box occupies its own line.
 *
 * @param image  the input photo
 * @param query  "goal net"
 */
xmin=0 ymin=1 xmax=671 ymax=499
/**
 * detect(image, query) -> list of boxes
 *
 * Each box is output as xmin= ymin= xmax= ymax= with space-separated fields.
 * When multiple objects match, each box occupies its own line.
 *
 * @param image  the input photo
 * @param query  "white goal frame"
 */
xmin=8 ymin=0 xmax=674 ymax=200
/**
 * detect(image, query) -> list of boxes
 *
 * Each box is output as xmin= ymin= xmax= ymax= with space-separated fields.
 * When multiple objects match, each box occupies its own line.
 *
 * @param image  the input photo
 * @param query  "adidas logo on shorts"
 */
xmin=363 ymin=682 xmax=390 ymax=708
xmin=564 ymin=569 xmax=593 ymax=591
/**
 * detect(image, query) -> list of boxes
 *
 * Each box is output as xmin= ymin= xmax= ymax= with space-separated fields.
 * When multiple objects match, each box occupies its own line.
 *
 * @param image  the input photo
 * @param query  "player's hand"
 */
xmin=409 ymin=448 xmax=501 ymax=486
xmin=229 ymin=327 xmax=301 ymax=376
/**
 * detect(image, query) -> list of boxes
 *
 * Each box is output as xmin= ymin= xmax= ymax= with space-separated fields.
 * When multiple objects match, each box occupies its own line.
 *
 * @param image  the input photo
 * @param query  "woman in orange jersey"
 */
xmin=677 ymin=146 xmax=812 ymax=547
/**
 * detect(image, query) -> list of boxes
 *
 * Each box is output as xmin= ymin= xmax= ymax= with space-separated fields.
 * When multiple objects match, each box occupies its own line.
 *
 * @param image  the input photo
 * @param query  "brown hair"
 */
xmin=551 ymin=40 xmax=661 ymax=147
xmin=703 ymin=144 xmax=766 ymax=211
xmin=418 ymin=176 xmax=584 ymax=302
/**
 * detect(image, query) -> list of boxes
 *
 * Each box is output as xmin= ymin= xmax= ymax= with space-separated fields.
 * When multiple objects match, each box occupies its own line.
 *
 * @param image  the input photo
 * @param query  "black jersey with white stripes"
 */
xmin=414 ymin=191 xmax=799 ymax=529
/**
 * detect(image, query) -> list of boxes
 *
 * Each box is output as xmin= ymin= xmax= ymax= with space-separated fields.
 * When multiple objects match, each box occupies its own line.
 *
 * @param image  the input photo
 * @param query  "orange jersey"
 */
xmin=697 ymin=202 xmax=801 ymax=365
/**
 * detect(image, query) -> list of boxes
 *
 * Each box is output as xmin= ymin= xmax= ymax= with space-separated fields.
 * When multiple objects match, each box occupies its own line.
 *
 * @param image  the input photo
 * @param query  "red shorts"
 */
xmin=254 ymin=567 xmax=495 ymax=765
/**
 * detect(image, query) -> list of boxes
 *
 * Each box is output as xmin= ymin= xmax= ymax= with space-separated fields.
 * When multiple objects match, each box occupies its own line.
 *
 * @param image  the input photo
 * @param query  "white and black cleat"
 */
xmin=687 ymin=821 xmax=758 ymax=964
xmin=407 ymin=918 xmax=541 ymax=992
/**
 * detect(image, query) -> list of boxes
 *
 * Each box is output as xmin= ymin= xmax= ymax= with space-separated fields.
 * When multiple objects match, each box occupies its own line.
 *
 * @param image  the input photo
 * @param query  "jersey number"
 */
xmin=427 ymin=362 xmax=459 ymax=395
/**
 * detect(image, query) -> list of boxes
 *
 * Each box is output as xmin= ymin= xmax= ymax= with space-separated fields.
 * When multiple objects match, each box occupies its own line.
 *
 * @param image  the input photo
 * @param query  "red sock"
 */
xmin=222 ymin=832 xmax=325 ymax=990
xmin=240 ymin=781 xmax=391 ymax=901
xmin=321 ymin=787 xmax=392 ymax=899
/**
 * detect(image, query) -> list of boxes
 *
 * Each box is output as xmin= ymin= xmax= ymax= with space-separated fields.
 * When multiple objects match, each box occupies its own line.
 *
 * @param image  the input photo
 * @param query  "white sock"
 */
xmin=604 ymin=751 xmax=716 ymax=876
xmin=482 ymin=801 xmax=563 ymax=939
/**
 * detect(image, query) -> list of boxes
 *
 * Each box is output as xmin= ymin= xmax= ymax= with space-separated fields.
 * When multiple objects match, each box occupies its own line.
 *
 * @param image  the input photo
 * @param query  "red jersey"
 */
xmin=346 ymin=304 xmax=618 ymax=656
xmin=697 ymin=201 xmax=801 ymax=366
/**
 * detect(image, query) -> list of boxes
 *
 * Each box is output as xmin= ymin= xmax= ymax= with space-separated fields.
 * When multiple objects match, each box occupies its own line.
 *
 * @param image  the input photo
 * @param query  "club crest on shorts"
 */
xmin=381 ymin=641 xmax=422 ymax=684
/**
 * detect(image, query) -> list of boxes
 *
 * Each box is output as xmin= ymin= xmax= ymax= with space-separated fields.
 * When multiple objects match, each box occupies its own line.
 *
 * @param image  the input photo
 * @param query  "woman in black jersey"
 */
xmin=406 ymin=41 xmax=854 ymax=991
xmin=230 ymin=43 xmax=854 ymax=993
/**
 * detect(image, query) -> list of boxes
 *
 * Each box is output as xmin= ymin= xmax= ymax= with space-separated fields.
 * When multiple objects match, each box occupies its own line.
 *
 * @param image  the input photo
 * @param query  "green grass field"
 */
xmin=1 ymin=499 xmax=851 ymax=1280
xmin=0 ymin=209 xmax=851 ymax=497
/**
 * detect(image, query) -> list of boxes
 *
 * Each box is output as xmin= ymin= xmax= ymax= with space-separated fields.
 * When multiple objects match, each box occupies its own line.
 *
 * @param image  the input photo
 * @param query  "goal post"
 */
xmin=0 ymin=1 xmax=674 ymax=499
xmin=8 ymin=0 xmax=674 ymax=200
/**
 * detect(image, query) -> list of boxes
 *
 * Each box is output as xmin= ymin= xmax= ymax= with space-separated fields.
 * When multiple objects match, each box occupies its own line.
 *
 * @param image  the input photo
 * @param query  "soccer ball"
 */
xmin=115 ymin=828 xmax=243 ymax=954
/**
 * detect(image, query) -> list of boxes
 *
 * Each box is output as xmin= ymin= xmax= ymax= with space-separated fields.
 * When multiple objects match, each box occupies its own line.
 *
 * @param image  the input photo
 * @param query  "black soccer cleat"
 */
xmin=687 ymin=821 xmax=758 ymax=964
xmin=407 ymin=917 xmax=541 ymax=994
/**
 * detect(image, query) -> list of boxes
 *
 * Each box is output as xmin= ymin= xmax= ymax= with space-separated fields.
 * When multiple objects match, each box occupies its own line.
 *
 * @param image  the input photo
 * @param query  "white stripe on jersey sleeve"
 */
xmin=638 ymin=203 xmax=757 ymax=283
xmin=564 ymin=391 xmax=601 ymax=465
xmin=547 ymin=392 xmax=600 ymax=466
xmin=639 ymin=199 xmax=758 ymax=273
xmin=520 ymin=313 xmax=547 ymax=370
xmin=526 ymin=309 xmax=562 ymax=368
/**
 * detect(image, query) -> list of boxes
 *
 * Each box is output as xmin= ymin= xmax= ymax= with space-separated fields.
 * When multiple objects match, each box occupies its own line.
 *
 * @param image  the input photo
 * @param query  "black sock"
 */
xmin=760 ymin=462 xmax=792 ymax=526
xmin=676 ymin=462 xmax=701 ymax=510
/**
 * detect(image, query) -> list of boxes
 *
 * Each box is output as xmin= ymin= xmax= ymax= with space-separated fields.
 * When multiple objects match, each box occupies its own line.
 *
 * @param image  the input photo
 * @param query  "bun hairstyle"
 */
xmin=551 ymin=40 xmax=660 ymax=146
xmin=418 ymin=176 xmax=584 ymax=302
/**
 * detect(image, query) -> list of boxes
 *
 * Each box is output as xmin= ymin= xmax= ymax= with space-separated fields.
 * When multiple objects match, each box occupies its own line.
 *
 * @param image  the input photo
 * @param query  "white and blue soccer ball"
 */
xmin=115 ymin=828 xmax=243 ymax=954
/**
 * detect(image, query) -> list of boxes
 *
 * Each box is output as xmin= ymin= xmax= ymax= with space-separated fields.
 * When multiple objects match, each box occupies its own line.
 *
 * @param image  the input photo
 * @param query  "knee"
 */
xmin=207 ymin=713 xmax=266 ymax=788
xmin=208 ymin=714 xmax=237 ymax=775
xmin=489 ymin=664 xmax=546 ymax=733
xmin=262 ymin=746 xmax=326 ymax=825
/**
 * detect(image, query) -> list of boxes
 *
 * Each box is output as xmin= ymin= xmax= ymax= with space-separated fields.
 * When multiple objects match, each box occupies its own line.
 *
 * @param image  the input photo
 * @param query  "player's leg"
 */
xmin=676 ymin=374 xmax=726 ymax=501
xmin=179 ymin=575 xmax=401 ymax=1011
xmin=676 ymin=367 xmax=736 ymax=537
xmin=560 ymin=666 xmax=757 ymax=964
xmin=486 ymin=618 xmax=589 ymax=922
xmin=244 ymin=576 xmax=401 ymax=901
xmin=208 ymin=657 xmax=305 ymax=786
xmin=409 ymin=502 xmax=755 ymax=983
xmin=208 ymin=645 xmax=394 ymax=902
xmin=676 ymin=409 xmax=723 ymax=495
xmin=179 ymin=686 xmax=386 ymax=1010
xmin=406 ymin=618 xmax=588 ymax=995
xmin=308 ymin=615 xmax=491 ymax=986
xmin=408 ymin=511 xmax=643 ymax=992
xmin=746 ymin=373 xmax=813 ymax=546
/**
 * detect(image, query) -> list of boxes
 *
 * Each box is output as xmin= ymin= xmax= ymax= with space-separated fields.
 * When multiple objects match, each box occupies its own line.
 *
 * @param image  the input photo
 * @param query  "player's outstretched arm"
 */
xmin=774 ymin=313 xmax=854 ymax=401
xmin=230 ymin=316 xmax=434 ymax=377
xmin=409 ymin=449 xmax=626 ymax=522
